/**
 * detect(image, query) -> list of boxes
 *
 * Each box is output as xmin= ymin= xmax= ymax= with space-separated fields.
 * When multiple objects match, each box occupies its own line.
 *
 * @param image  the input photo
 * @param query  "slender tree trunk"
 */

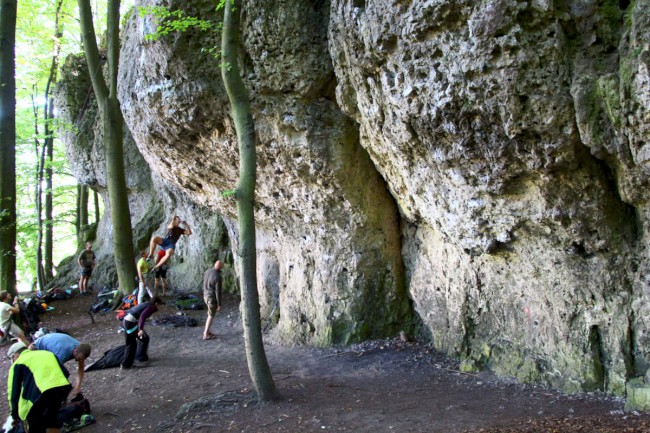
xmin=221 ymin=0 xmax=279 ymax=402
xmin=93 ymin=189 xmax=100 ymax=225
xmin=27 ymin=0 xmax=65 ymax=286
xmin=32 ymin=91 xmax=45 ymax=291
xmin=44 ymin=122 xmax=54 ymax=280
xmin=78 ymin=184 xmax=88 ymax=243
xmin=78 ymin=0 xmax=136 ymax=291
xmin=32 ymin=91 xmax=56 ymax=288
xmin=43 ymin=0 xmax=63 ymax=282
xmin=75 ymin=183 xmax=81 ymax=239
xmin=0 ymin=0 xmax=17 ymax=296
xmin=35 ymin=179 xmax=45 ymax=289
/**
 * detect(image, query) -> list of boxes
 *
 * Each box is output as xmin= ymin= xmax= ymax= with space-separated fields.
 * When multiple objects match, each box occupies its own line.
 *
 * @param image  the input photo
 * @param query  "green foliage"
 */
xmin=14 ymin=104 xmax=78 ymax=289
xmin=15 ymin=0 xmax=76 ymax=98
xmin=139 ymin=2 xmax=230 ymax=63
xmin=121 ymin=5 xmax=135 ymax=29
xmin=13 ymin=0 xmax=102 ymax=290
xmin=221 ymin=189 xmax=237 ymax=198
xmin=138 ymin=6 xmax=213 ymax=42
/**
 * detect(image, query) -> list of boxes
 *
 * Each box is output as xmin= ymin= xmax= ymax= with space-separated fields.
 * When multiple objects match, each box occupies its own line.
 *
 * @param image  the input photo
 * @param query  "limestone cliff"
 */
xmin=116 ymin=0 xmax=412 ymax=347
xmin=327 ymin=0 xmax=650 ymax=394
xmin=57 ymin=0 xmax=650 ymax=395
xmin=54 ymin=53 xmax=232 ymax=293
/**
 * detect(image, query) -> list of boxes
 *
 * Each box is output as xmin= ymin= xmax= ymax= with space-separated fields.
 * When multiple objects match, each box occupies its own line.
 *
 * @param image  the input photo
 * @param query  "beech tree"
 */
xmin=139 ymin=0 xmax=278 ymax=400
xmin=14 ymin=0 xmax=85 ymax=290
xmin=93 ymin=189 xmax=100 ymax=226
xmin=221 ymin=0 xmax=279 ymax=401
xmin=31 ymin=0 xmax=63 ymax=288
xmin=42 ymin=16 xmax=61 ymax=283
xmin=78 ymin=0 xmax=136 ymax=292
xmin=0 ymin=0 xmax=18 ymax=295
xmin=77 ymin=183 xmax=89 ymax=243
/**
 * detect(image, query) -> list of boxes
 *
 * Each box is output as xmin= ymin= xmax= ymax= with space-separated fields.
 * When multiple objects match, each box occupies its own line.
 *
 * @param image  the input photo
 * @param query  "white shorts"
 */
xmin=3 ymin=321 xmax=23 ymax=337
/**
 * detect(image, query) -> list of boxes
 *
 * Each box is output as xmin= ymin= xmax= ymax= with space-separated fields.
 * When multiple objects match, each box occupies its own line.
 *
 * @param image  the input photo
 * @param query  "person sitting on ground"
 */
xmin=33 ymin=332 xmax=91 ymax=398
xmin=136 ymin=250 xmax=154 ymax=305
xmin=7 ymin=341 xmax=72 ymax=433
xmin=0 ymin=291 xmax=33 ymax=348
xmin=121 ymin=295 xmax=165 ymax=370
xmin=77 ymin=242 xmax=95 ymax=295
xmin=146 ymin=215 xmax=192 ymax=271
xmin=202 ymin=260 xmax=223 ymax=341
xmin=154 ymin=249 xmax=169 ymax=297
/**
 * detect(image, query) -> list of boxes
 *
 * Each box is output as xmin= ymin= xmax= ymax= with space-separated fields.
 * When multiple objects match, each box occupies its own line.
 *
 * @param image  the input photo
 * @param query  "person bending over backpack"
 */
xmin=34 ymin=333 xmax=91 ymax=398
xmin=121 ymin=296 xmax=164 ymax=369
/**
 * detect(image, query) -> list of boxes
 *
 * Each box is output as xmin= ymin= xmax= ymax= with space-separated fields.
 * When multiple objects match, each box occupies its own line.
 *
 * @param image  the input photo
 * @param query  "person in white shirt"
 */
xmin=0 ymin=291 xmax=32 ymax=348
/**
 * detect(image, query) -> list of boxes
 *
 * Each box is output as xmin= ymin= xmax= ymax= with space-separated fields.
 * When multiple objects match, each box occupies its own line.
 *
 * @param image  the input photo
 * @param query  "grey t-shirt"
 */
xmin=79 ymin=250 xmax=95 ymax=268
xmin=202 ymin=269 xmax=222 ymax=307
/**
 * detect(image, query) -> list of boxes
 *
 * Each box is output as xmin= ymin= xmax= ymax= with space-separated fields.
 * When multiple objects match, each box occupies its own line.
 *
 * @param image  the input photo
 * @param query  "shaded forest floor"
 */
xmin=1 ymin=292 xmax=649 ymax=432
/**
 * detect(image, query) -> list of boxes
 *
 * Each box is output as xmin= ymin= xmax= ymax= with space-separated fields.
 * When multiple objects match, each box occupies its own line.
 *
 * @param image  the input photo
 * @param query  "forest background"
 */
xmin=11 ymin=0 xmax=134 ymax=292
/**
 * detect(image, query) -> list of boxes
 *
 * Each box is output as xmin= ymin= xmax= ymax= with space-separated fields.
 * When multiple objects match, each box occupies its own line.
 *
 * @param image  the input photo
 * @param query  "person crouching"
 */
xmin=7 ymin=341 xmax=71 ymax=433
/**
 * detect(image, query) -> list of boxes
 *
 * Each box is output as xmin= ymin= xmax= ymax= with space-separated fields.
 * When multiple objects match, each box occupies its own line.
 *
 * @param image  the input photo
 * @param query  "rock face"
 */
xmin=54 ymin=54 xmax=232 ymax=294
xmin=117 ymin=0 xmax=412 ymax=347
xmin=328 ymin=0 xmax=650 ymax=394
xmin=58 ymin=0 xmax=650 ymax=394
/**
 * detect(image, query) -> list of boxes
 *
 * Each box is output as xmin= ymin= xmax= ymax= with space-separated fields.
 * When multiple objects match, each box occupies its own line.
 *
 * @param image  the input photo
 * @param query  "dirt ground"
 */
xmin=2 ymin=292 xmax=650 ymax=433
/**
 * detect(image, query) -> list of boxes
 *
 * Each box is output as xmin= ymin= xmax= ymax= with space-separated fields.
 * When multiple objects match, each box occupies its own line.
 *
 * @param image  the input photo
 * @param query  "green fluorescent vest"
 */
xmin=7 ymin=349 xmax=70 ymax=420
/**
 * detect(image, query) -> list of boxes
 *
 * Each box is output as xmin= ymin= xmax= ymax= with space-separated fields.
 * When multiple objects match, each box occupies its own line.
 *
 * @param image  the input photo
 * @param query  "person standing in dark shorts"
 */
xmin=77 ymin=242 xmax=95 ymax=295
xmin=146 ymin=215 xmax=192 ymax=271
xmin=202 ymin=260 xmax=223 ymax=340
xmin=153 ymin=249 xmax=169 ymax=296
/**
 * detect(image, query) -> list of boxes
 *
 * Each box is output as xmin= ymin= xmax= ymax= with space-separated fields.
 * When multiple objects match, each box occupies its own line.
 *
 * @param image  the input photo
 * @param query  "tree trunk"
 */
xmin=93 ymin=189 xmax=100 ymax=225
xmin=32 ymin=92 xmax=45 ymax=291
xmin=44 ymin=122 xmax=54 ymax=280
xmin=0 ymin=0 xmax=17 ymax=296
xmin=221 ymin=0 xmax=279 ymax=402
xmin=33 ymin=96 xmax=56 ymax=287
xmin=78 ymin=184 xmax=89 ymax=243
xmin=31 ymin=0 xmax=64 ymax=289
xmin=78 ymin=0 xmax=136 ymax=292
xmin=43 ymin=0 xmax=63 ymax=282
xmin=75 ymin=183 xmax=81 ymax=239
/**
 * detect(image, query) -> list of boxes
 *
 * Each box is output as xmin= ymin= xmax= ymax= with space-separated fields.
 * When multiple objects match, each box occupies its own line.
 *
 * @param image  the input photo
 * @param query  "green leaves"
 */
xmin=221 ymin=189 xmax=237 ymax=198
xmin=139 ymin=6 xmax=213 ymax=42
xmin=138 ymin=4 xmax=227 ymax=64
xmin=215 ymin=0 xmax=229 ymax=12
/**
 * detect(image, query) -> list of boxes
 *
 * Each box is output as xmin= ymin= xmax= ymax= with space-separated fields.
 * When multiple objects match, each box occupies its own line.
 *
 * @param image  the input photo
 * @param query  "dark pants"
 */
xmin=25 ymin=385 xmax=71 ymax=433
xmin=122 ymin=319 xmax=138 ymax=368
xmin=136 ymin=333 xmax=150 ymax=362
xmin=122 ymin=320 xmax=150 ymax=368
